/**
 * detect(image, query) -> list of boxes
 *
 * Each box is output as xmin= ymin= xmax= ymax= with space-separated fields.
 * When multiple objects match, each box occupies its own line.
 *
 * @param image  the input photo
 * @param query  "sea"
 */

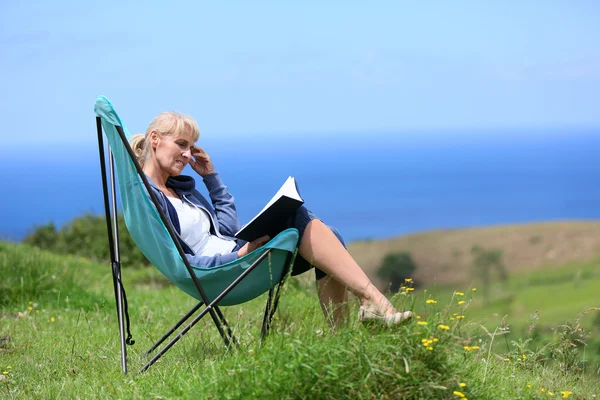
xmin=1 ymin=128 xmax=599 ymax=243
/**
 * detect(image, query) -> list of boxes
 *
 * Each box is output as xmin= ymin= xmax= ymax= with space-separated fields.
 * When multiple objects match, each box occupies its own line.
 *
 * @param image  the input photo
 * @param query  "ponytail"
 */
xmin=129 ymin=133 xmax=149 ymax=167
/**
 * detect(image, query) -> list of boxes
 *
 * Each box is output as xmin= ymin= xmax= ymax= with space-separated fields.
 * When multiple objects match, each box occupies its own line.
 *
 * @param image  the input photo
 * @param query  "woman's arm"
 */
xmin=185 ymin=251 xmax=239 ymax=269
xmin=201 ymin=173 xmax=240 ymax=236
xmin=186 ymin=235 xmax=270 ymax=268
xmin=190 ymin=146 xmax=240 ymax=237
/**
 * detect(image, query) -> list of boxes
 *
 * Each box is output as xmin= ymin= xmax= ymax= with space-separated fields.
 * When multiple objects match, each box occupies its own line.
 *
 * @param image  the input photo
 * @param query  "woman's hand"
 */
xmin=237 ymin=235 xmax=271 ymax=258
xmin=190 ymin=146 xmax=216 ymax=177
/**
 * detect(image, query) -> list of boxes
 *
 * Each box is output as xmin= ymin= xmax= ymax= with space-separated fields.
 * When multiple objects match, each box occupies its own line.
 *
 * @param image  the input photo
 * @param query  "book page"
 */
xmin=253 ymin=176 xmax=302 ymax=218
xmin=235 ymin=176 xmax=304 ymax=237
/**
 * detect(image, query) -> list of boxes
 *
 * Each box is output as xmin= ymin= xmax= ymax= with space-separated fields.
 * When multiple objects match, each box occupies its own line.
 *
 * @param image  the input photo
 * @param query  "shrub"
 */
xmin=23 ymin=213 xmax=149 ymax=267
xmin=471 ymin=245 xmax=508 ymax=305
xmin=377 ymin=251 xmax=417 ymax=292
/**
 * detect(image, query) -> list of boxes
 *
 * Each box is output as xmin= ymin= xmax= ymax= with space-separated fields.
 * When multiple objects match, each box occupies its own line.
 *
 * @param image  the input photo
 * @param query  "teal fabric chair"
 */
xmin=94 ymin=96 xmax=299 ymax=374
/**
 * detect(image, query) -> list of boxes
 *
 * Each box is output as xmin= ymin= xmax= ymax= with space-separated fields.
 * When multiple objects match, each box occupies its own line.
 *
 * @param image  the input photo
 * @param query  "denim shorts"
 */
xmin=235 ymin=205 xmax=346 ymax=281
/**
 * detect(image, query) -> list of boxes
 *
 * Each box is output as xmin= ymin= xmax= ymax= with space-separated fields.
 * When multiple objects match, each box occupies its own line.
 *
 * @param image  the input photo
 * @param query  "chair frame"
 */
xmin=95 ymin=117 xmax=293 ymax=374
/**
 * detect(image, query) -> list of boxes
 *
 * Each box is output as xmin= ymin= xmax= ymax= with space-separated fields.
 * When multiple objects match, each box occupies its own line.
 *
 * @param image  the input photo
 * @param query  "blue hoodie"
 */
xmin=147 ymin=172 xmax=241 ymax=269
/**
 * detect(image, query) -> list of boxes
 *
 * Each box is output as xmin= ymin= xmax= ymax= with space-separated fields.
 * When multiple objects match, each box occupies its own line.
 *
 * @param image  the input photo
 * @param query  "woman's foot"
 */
xmin=358 ymin=305 xmax=413 ymax=327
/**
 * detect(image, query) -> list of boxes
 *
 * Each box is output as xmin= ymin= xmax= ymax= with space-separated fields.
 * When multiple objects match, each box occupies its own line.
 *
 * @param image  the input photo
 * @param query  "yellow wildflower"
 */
xmin=426 ymin=299 xmax=437 ymax=304
xmin=471 ymin=346 xmax=480 ymax=350
xmin=432 ymin=338 xmax=439 ymax=342
xmin=427 ymin=346 xmax=433 ymax=351
xmin=561 ymin=391 xmax=573 ymax=398
xmin=522 ymin=354 xmax=527 ymax=360
xmin=405 ymin=287 xmax=414 ymax=292
xmin=416 ymin=315 xmax=421 ymax=319
xmin=450 ymin=317 xmax=456 ymax=321
xmin=453 ymin=391 xmax=465 ymax=398
xmin=438 ymin=324 xmax=450 ymax=330
xmin=7 ymin=366 xmax=11 ymax=369
xmin=548 ymin=392 xmax=554 ymax=396
xmin=541 ymin=388 xmax=546 ymax=392
xmin=417 ymin=321 xmax=428 ymax=326
xmin=455 ymin=292 xmax=465 ymax=296
xmin=527 ymin=384 xmax=532 ymax=389
xmin=457 ymin=315 xmax=465 ymax=319
xmin=2 ymin=371 xmax=8 ymax=375
xmin=27 ymin=306 xmax=33 ymax=311
xmin=458 ymin=301 xmax=465 ymax=305
xmin=50 ymin=317 xmax=55 ymax=323
xmin=405 ymin=278 xmax=413 ymax=283
xmin=472 ymin=288 xmax=476 ymax=291
xmin=459 ymin=382 xmax=466 ymax=388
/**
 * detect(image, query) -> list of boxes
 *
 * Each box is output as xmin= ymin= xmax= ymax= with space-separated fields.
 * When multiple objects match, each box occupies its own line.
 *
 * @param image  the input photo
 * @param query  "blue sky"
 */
xmin=1 ymin=1 xmax=599 ymax=147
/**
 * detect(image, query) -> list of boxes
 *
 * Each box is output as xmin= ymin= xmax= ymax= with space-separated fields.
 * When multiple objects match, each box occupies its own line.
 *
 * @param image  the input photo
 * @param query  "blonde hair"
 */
xmin=130 ymin=111 xmax=200 ymax=167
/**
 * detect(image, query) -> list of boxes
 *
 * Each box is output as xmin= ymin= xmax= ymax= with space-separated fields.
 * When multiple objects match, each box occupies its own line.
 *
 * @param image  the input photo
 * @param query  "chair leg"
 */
xmin=214 ymin=306 xmax=239 ymax=347
xmin=111 ymin=263 xmax=128 ymax=374
xmin=139 ymin=251 xmax=277 ymax=373
xmin=260 ymin=251 xmax=295 ymax=343
xmin=260 ymin=289 xmax=275 ymax=342
xmin=143 ymin=301 xmax=205 ymax=357
xmin=139 ymin=303 xmax=219 ymax=373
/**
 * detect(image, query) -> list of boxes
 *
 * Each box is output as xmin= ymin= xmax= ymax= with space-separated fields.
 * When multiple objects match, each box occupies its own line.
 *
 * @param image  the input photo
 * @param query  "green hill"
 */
xmin=349 ymin=220 xmax=600 ymax=288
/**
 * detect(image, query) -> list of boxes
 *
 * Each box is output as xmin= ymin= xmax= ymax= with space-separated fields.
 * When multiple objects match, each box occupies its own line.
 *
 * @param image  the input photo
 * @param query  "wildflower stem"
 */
xmin=483 ymin=326 xmax=499 ymax=384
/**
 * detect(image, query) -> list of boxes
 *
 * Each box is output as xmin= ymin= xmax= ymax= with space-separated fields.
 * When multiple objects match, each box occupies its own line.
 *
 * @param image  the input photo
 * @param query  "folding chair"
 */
xmin=94 ymin=96 xmax=299 ymax=374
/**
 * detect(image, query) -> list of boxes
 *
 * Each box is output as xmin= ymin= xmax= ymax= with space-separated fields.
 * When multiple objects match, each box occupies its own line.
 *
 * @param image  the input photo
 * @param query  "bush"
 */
xmin=23 ymin=213 xmax=149 ymax=267
xmin=376 ymin=251 xmax=417 ymax=292
xmin=471 ymin=245 xmax=508 ymax=305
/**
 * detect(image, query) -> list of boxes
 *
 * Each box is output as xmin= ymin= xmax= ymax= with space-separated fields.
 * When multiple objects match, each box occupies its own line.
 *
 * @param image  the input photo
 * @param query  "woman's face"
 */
xmin=152 ymin=128 xmax=195 ymax=176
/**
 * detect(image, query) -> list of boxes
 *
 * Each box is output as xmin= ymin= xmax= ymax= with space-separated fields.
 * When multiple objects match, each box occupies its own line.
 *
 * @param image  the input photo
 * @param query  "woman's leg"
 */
xmin=317 ymin=275 xmax=349 ymax=328
xmin=298 ymin=219 xmax=396 ymax=315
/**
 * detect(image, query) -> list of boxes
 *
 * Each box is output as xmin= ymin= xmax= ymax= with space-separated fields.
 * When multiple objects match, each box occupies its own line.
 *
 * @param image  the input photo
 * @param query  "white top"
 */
xmin=166 ymin=196 xmax=236 ymax=257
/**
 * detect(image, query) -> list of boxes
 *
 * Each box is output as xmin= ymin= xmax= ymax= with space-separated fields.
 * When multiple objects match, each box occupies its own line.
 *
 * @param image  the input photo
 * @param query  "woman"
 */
xmin=131 ymin=111 xmax=412 ymax=328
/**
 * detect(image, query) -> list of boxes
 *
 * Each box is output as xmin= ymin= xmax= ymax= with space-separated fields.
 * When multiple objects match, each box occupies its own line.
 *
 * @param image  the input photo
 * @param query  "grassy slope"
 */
xmin=348 ymin=220 xmax=600 ymax=288
xmin=421 ymin=260 xmax=600 ymax=328
xmin=1 ymin=242 xmax=599 ymax=399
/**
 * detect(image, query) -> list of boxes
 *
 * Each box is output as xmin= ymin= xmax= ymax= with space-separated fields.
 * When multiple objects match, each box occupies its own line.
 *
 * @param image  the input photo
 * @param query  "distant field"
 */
xmin=348 ymin=220 xmax=600 ymax=288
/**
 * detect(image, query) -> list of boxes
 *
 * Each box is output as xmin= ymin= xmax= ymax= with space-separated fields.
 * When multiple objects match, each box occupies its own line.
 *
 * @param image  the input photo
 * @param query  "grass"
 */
xmin=1 ymin=242 xmax=599 ymax=399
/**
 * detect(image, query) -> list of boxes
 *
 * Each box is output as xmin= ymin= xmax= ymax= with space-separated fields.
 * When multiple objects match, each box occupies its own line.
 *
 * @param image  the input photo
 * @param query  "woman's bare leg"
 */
xmin=317 ymin=276 xmax=349 ymax=328
xmin=299 ymin=219 xmax=396 ymax=315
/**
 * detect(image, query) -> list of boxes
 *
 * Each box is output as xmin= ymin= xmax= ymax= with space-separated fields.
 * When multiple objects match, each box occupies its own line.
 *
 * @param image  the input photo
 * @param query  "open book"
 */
xmin=235 ymin=176 xmax=304 ymax=242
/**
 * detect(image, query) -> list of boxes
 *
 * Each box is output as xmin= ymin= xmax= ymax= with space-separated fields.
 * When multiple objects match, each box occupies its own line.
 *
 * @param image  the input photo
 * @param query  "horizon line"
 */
xmin=3 ymin=123 xmax=600 ymax=148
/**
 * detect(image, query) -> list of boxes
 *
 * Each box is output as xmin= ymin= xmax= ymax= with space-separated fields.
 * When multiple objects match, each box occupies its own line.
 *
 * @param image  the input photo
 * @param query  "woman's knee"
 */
xmin=292 ymin=204 xmax=346 ymax=250
xmin=328 ymin=226 xmax=346 ymax=249
xmin=293 ymin=206 xmax=317 ymax=237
